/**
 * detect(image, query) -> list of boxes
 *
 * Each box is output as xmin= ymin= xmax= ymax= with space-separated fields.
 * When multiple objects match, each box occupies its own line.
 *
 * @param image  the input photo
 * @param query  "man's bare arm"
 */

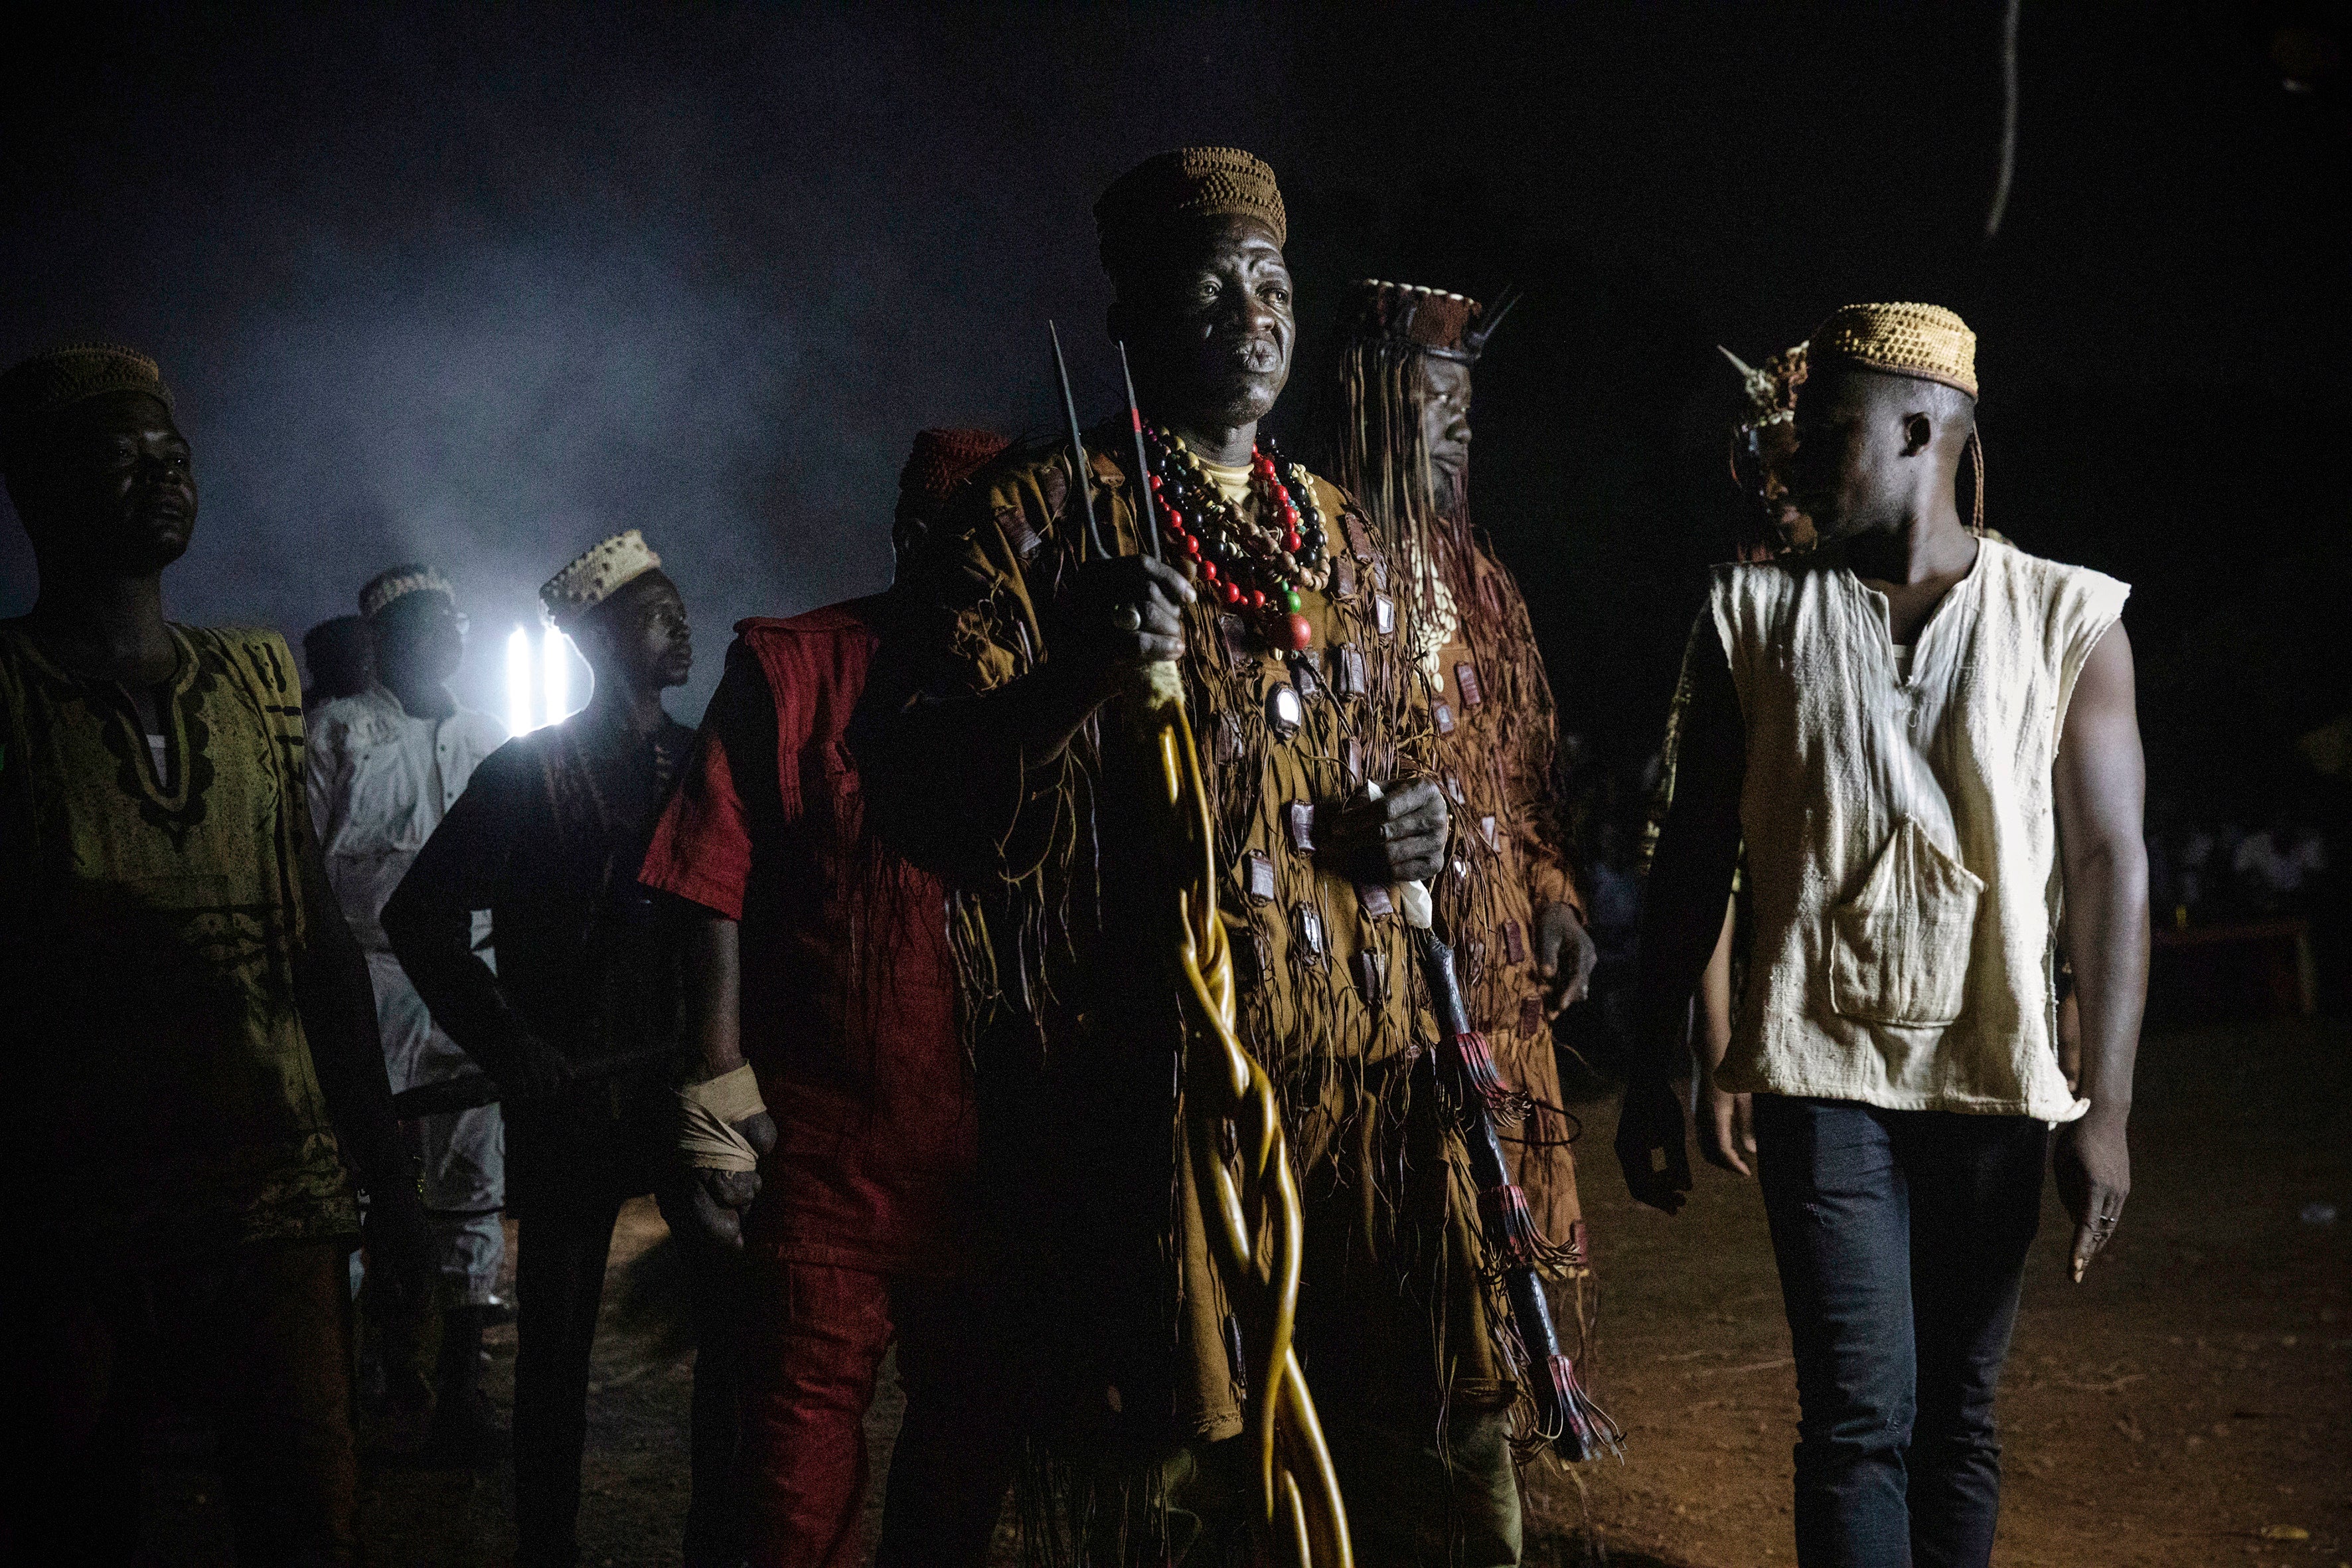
xmin=686 ymin=914 xmax=746 ymax=1081
xmin=1693 ymin=897 xmax=1757 ymax=1178
xmin=2051 ymin=622 xmax=2149 ymax=1282
xmin=1617 ymin=627 xmax=1747 ymax=1213
xmin=670 ymin=913 xmax=772 ymax=1252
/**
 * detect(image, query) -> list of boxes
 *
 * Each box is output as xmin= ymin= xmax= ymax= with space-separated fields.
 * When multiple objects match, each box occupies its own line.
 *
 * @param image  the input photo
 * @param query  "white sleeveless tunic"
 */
xmin=1708 ymin=538 xmax=2128 ymax=1121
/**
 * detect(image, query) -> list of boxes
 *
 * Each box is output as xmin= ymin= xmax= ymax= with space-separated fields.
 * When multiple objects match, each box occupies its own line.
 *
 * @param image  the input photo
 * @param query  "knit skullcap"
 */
xmin=360 ymin=564 xmax=457 ymax=621
xmin=540 ymin=529 xmax=663 ymax=629
xmin=1336 ymin=279 xmax=1509 ymax=362
xmin=1095 ymin=147 xmax=1286 ymax=281
xmin=1807 ymin=303 xmax=1978 ymax=399
xmin=0 ymin=345 xmax=173 ymax=432
xmin=898 ymin=428 xmax=1010 ymax=519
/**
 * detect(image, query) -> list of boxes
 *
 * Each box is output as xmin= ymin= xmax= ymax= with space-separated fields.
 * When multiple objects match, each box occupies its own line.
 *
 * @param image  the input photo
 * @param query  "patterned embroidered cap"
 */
xmin=1807 ymin=302 xmax=1978 ymax=398
xmin=540 ymin=529 xmax=662 ymax=627
xmin=360 ymin=563 xmax=457 ymax=620
xmin=0 ymin=344 xmax=174 ymax=427
xmin=1095 ymin=147 xmax=1286 ymax=279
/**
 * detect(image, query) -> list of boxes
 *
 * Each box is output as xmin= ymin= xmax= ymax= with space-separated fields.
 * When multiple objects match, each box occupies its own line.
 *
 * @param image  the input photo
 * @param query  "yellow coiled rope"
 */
xmin=1135 ymin=667 xmax=1352 ymax=1566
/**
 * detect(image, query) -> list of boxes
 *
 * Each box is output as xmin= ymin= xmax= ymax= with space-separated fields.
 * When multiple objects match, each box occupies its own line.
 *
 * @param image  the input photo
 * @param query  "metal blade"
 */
xmin=1049 ymin=320 xmax=1109 ymax=560
xmin=1117 ymin=339 xmax=1164 ymax=564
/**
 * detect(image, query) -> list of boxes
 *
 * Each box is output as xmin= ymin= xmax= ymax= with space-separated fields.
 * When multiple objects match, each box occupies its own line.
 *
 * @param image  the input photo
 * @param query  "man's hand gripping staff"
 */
xmin=1062 ymin=330 xmax=1353 ymax=1566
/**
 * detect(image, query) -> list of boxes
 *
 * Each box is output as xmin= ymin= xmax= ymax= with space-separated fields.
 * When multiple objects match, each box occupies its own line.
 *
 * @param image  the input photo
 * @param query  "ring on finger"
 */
xmin=1113 ymin=605 xmax=1142 ymax=632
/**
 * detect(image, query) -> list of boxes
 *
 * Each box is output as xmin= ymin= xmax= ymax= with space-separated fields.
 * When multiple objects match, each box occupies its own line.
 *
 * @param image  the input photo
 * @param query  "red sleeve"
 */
xmin=640 ymin=644 xmax=773 ymax=920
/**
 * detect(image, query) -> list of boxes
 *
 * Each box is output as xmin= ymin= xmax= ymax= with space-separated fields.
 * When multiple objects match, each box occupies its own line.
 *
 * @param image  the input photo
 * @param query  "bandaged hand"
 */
xmin=670 ymin=1065 xmax=777 ymax=1253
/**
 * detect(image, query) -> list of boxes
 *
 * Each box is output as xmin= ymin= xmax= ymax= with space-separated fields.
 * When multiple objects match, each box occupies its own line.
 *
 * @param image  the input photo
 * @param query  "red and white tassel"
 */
xmin=1449 ymin=1030 xmax=1531 ymax=1126
xmin=1542 ymin=1352 xmax=1624 ymax=1464
xmin=1480 ymin=1182 xmax=1545 ymax=1269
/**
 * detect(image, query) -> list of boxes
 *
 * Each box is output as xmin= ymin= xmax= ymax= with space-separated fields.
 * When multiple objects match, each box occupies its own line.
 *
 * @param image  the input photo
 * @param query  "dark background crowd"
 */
xmin=1 ymin=3 xmax=2342 ymax=755
xmin=7 ymin=0 xmax=2344 ymax=1056
xmin=3 ymin=5 xmax=2346 ymax=1565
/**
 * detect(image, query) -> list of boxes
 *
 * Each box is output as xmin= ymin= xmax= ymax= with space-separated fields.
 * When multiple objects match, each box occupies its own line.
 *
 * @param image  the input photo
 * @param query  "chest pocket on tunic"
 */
xmin=1827 ymin=819 xmax=1984 ymax=1028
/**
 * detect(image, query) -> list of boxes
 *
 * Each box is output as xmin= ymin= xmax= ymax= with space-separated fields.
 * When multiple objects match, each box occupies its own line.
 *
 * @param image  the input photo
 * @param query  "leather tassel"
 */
xmin=1449 ymin=1030 xmax=1531 ymax=1126
xmin=1478 ymin=1182 xmax=1583 ymax=1275
xmin=1543 ymin=1352 xmax=1625 ymax=1464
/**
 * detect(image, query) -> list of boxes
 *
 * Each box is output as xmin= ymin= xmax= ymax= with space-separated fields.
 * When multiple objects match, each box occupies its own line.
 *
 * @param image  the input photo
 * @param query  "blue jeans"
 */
xmin=1753 ymin=1095 xmax=2049 ymax=1568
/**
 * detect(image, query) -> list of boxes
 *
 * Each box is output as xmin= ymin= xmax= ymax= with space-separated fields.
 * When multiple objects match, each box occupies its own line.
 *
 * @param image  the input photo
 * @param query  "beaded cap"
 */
xmin=1808 ymin=302 xmax=1978 ymax=398
xmin=1095 ymin=147 xmax=1286 ymax=279
xmin=360 ymin=564 xmax=457 ymax=620
xmin=0 ymin=344 xmax=173 ymax=430
xmin=540 ymin=529 xmax=662 ymax=628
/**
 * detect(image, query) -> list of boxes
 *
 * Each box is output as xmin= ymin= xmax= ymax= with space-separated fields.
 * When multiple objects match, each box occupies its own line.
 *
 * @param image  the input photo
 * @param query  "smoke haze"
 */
xmin=4 ymin=3 xmax=2343 ymax=784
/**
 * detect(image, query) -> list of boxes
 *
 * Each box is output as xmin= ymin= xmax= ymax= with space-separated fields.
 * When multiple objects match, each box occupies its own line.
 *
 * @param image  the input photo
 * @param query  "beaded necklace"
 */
xmin=1142 ymin=426 xmax=1331 ymax=652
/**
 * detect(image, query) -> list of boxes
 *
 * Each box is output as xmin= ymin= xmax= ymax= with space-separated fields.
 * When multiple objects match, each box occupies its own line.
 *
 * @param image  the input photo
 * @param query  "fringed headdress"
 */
xmin=1721 ymin=341 xmax=1814 ymax=560
xmin=1320 ymin=278 xmax=1512 ymax=657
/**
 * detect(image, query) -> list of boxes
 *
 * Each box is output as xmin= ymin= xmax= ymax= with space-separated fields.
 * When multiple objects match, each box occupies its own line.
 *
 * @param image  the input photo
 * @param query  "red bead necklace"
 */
xmin=1143 ymin=426 xmax=1330 ymax=653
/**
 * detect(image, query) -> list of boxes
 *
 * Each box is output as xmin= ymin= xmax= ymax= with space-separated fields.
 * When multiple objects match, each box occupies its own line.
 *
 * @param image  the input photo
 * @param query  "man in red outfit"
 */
xmin=638 ymin=428 xmax=1013 ymax=1567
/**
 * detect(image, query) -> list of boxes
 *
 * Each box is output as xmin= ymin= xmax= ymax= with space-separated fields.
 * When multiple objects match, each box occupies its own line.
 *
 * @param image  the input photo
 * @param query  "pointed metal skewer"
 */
xmin=1117 ymin=340 xmax=1164 ymax=566
xmin=1049 ymin=320 xmax=1110 ymax=562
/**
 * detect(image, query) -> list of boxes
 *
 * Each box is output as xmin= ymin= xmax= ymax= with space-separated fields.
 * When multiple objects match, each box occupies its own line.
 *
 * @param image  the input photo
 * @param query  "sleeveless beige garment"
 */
xmin=1709 ymin=538 xmax=2128 ymax=1121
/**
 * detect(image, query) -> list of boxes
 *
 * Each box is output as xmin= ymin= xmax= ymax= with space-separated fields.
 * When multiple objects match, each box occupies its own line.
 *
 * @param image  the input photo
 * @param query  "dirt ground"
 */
xmin=141 ymin=1014 xmax=2349 ymax=1566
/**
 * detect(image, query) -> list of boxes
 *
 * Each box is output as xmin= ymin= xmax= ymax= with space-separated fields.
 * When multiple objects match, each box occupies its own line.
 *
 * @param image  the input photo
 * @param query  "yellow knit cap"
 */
xmin=1808 ymin=303 xmax=1978 ymax=399
xmin=540 ymin=529 xmax=662 ymax=627
xmin=1095 ymin=147 xmax=1286 ymax=278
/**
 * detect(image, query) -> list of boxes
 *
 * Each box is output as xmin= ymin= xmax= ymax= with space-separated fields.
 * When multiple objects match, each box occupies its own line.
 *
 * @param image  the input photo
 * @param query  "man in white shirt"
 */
xmin=308 ymin=564 xmax=510 ymax=1455
xmin=1620 ymin=305 xmax=2148 ymax=1568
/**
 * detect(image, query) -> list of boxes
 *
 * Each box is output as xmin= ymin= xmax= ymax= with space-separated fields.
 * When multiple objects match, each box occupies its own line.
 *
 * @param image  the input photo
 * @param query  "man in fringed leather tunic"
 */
xmin=1318 ymin=277 xmax=1601 ymax=1377
xmin=865 ymin=149 xmax=1534 ymax=1563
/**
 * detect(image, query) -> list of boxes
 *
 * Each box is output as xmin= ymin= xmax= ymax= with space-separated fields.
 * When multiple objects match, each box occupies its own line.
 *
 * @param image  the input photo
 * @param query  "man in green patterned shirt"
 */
xmin=0 ymin=345 xmax=429 ymax=1567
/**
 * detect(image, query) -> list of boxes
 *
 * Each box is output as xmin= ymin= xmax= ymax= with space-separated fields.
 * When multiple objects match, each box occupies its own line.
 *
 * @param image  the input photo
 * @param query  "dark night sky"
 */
xmin=3 ymin=2 xmax=2345 ymax=807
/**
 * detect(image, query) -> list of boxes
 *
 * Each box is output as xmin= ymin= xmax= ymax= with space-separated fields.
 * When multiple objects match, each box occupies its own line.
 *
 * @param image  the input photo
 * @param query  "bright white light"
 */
xmin=505 ymin=627 xmax=535 ymax=736
xmin=544 ymin=628 xmax=574 ymax=727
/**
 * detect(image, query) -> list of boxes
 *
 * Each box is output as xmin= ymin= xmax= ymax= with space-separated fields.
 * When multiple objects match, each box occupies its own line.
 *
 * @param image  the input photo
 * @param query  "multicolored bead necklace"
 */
xmin=1142 ymin=426 xmax=1331 ymax=652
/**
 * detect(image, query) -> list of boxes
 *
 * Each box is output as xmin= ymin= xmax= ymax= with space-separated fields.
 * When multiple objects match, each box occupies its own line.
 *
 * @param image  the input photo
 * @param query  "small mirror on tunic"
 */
xmin=1455 ymin=661 xmax=1484 ymax=708
xmin=1241 ymin=852 xmax=1277 ymax=903
xmin=1267 ymin=683 xmax=1304 ymax=737
xmin=1293 ymin=902 xmax=1326 ymax=960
